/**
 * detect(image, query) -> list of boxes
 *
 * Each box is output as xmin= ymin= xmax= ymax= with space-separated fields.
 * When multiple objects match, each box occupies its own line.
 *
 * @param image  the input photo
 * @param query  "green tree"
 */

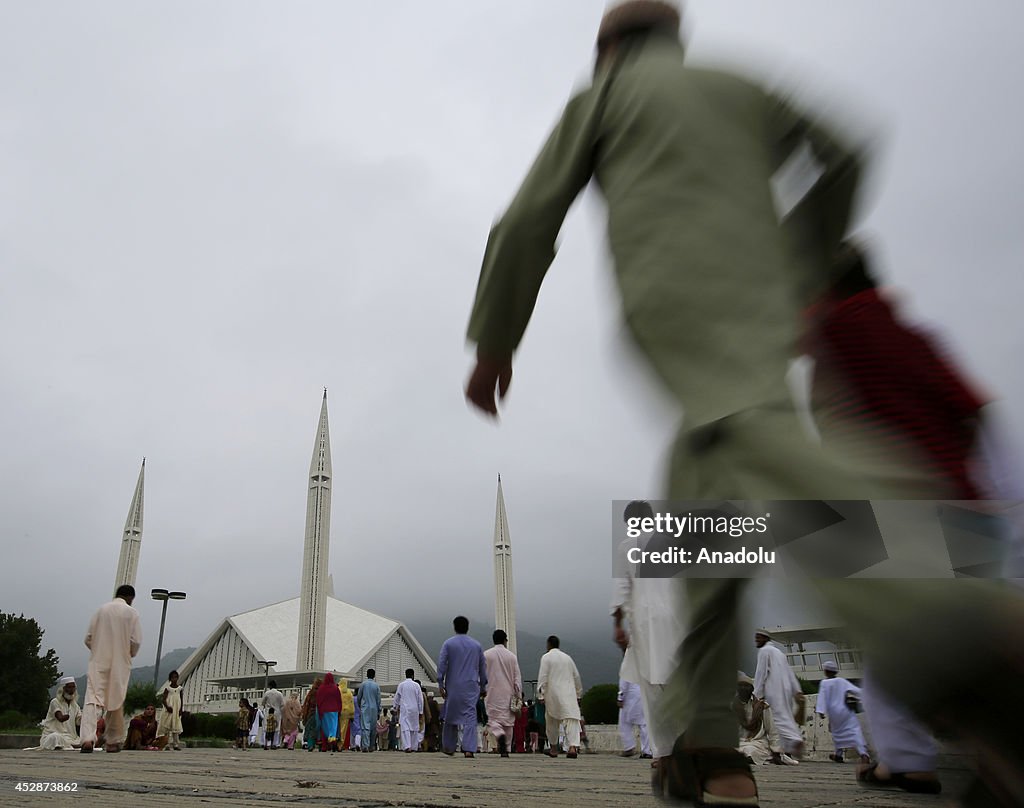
xmin=579 ymin=683 xmax=619 ymax=725
xmin=0 ymin=612 xmax=61 ymax=717
xmin=124 ymin=682 xmax=159 ymax=715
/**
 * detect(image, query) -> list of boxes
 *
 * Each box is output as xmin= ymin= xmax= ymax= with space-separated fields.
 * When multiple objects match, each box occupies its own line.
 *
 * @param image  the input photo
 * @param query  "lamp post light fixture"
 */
xmin=257 ymin=660 xmax=277 ymax=692
xmin=152 ymin=589 xmax=187 ymax=687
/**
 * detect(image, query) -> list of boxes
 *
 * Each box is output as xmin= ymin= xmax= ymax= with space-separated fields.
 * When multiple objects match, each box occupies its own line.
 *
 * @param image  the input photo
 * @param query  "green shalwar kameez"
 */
xmin=466 ymin=33 xmax=1022 ymax=761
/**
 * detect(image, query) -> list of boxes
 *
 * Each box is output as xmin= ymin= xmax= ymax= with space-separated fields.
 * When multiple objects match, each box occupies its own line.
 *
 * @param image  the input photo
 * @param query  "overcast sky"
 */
xmin=2 ymin=1 xmax=1022 ymax=678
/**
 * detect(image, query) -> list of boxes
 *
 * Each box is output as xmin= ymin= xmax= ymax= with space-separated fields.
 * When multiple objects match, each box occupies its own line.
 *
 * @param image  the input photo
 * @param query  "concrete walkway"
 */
xmin=0 ymin=748 xmax=971 ymax=807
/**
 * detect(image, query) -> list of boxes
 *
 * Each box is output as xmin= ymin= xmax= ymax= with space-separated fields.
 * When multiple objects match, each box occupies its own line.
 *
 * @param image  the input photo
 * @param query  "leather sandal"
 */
xmin=857 ymin=763 xmax=941 ymax=795
xmin=656 ymin=735 xmax=759 ymax=806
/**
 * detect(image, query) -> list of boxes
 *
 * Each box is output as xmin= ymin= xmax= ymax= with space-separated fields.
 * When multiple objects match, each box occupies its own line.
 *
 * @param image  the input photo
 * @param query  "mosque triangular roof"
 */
xmin=174 ymin=595 xmax=437 ymax=687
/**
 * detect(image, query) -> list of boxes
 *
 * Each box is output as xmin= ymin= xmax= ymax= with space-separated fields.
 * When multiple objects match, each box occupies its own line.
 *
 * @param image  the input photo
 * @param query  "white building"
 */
xmin=167 ymin=392 xmax=437 ymax=712
xmin=176 ymin=595 xmax=437 ymax=712
xmin=760 ymin=623 xmax=864 ymax=684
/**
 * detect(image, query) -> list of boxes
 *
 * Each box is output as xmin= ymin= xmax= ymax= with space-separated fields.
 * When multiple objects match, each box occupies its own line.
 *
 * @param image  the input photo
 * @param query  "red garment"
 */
xmin=808 ymin=289 xmax=986 ymax=498
xmin=316 ymin=673 xmax=342 ymax=713
xmin=512 ymin=704 xmax=528 ymax=753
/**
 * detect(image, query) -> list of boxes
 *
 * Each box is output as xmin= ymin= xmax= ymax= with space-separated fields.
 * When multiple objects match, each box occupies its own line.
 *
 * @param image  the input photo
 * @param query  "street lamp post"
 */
xmin=256 ymin=660 xmax=277 ymax=693
xmin=152 ymin=589 xmax=187 ymax=687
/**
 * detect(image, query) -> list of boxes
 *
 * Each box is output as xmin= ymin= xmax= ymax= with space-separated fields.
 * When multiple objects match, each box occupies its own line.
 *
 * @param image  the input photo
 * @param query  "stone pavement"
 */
xmin=0 ymin=748 xmax=972 ymax=807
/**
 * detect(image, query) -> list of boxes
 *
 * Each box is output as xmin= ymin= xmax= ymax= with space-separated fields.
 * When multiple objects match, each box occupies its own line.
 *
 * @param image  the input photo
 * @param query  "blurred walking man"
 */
xmin=463 ymin=2 xmax=1024 ymax=805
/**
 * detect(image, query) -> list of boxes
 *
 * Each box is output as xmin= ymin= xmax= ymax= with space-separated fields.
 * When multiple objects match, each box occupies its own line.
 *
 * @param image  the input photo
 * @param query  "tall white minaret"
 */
xmin=493 ymin=474 xmax=517 ymax=656
xmin=297 ymin=390 xmax=332 ymax=671
xmin=114 ymin=459 xmax=145 ymax=591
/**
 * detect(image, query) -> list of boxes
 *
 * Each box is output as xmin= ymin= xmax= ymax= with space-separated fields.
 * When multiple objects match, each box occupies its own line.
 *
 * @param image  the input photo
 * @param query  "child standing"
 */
xmin=159 ymin=670 xmax=184 ymax=751
xmin=264 ymin=708 xmax=278 ymax=750
xmin=236 ymin=698 xmax=251 ymax=750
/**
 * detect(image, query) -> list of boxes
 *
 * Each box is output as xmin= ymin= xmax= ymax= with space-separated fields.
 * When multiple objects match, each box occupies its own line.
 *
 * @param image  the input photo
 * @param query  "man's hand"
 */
xmin=465 ymin=352 xmax=513 ymax=417
xmin=613 ymin=625 xmax=630 ymax=651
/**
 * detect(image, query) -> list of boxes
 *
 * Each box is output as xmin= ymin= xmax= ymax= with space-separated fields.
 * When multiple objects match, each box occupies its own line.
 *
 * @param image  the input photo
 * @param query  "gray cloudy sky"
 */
xmin=2 ymin=1 xmax=1022 ymax=678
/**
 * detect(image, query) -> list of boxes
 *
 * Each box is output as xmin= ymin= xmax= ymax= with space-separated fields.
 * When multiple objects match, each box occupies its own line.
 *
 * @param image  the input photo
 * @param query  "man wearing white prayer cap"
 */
xmin=753 ymin=631 xmax=805 ymax=760
xmin=816 ymin=660 xmax=868 ymax=764
xmin=733 ymin=673 xmax=791 ymax=767
xmin=28 ymin=677 xmax=82 ymax=750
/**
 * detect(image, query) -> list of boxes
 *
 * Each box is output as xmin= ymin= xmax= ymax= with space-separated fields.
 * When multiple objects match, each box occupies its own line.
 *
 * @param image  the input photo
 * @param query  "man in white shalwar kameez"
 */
xmin=611 ymin=501 xmax=687 ymax=758
xmin=483 ymin=629 xmax=522 ymax=757
xmin=816 ymin=661 xmax=868 ymax=763
xmin=81 ymin=585 xmax=142 ymax=753
xmin=393 ymin=669 xmax=423 ymax=752
xmin=752 ymin=630 xmax=804 ymax=756
xmin=617 ymin=678 xmax=651 ymax=757
xmin=732 ymin=674 xmax=793 ymax=766
xmin=536 ymin=636 xmax=583 ymax=758
xmin=261 ymin=680 xmax=285 ymax=749
xmin=28 ymin=677 xmax=81 ymax=750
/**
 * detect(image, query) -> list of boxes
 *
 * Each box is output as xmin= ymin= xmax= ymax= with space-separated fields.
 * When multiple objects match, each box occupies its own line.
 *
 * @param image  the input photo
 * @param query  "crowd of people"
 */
xmin=264 ymin=620 xmax=590 ymax=760
xmin=28 ymin=609 xmax=602 ymax=763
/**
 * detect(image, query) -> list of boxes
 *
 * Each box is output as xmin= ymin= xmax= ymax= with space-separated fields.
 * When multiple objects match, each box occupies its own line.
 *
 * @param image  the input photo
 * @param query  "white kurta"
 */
xmin=483 ymin=644 xmax=522 ymax=729
xmin=393 ymin=679 xmax=423 ymax=734
xmin=737 ymin=699 xmax=781 ymax=765
xmin=537 ymin=648 xmax=582 ymax=720
xmin=32 ymin=695 xmax=81 ymax=750
xmin=610 ymin=531 xmax=687 ymax=757
xmin=261 ymin=687 xmax=285 ymax=744
xmin=610 ymin=533 xmax=686 ymax=686
xmin=816 ymin=676 xmax=867 ymax=754
xmin=84 ymin=599 xmax=142 ymax=712
xmin=753 ymin=642 xmax=803 ymax=752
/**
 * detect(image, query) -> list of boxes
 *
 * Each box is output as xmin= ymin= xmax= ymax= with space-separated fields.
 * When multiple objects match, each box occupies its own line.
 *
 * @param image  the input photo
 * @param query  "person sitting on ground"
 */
xmin=31 ymin=676 xmax=82 ymax=750
xmin=126 ymin=704 xmax=164 ymax=750
xmin=733 ymin=674 xmax=797 ymax=766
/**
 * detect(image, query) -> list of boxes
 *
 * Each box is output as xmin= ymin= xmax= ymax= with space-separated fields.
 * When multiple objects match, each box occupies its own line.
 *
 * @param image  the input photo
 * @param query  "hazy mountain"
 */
xmin=65 ymin=647 xmax=196 ymax=697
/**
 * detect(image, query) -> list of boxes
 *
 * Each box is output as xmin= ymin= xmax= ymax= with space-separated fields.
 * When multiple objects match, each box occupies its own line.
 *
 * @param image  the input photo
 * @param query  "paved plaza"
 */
xmin=0 ymin=748 xmax=972 ymax=807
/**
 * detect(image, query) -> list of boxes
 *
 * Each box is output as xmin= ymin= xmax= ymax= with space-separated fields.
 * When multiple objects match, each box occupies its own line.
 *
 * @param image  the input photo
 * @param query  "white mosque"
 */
xmin=154 ymin=392 xmax=437 ymax=712
xmin=113 ymin=390 xmax=520 ymax=713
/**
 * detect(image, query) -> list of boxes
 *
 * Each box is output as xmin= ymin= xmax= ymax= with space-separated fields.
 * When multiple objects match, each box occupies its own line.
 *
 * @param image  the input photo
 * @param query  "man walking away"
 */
xmin=81 ymin=584 xmax=142 ymax=753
